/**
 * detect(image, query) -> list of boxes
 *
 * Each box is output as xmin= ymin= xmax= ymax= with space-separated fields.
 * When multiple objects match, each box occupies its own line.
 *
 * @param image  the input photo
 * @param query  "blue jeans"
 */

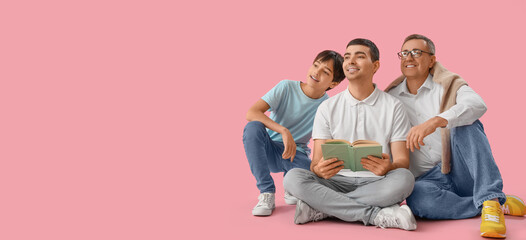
xmin=243 ymin=121 xmax=311 ymax=193
xmin=406 ymin=120 xmax=506 ymax=219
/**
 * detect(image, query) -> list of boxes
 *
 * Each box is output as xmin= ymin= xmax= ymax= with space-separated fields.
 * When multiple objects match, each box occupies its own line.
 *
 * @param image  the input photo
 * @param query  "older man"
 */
xmin=386 ymin=34 xmax=525 ymax=238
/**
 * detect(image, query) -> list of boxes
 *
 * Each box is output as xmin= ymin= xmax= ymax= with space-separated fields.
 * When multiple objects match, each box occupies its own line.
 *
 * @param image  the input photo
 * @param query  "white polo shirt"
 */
xmin=313 ymin=86 xmax=411 ymax=177
xmin=387 ymin=74 xmax=487 ymax=177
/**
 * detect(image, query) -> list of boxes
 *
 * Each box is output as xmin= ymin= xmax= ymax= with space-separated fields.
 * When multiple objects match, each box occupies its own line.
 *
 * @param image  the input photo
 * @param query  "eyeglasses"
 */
xmin=397 ymin=49 xmax=434 ymax=59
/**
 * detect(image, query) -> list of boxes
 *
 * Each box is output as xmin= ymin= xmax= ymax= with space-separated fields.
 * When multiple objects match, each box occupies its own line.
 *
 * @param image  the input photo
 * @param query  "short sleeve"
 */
xmin=261 ymin=80 xmax=288 ymax=112
xmin=311 ymin=101 xmax=332 ymax=140
xmin=390 ymin=101 xmax=411 ymax=142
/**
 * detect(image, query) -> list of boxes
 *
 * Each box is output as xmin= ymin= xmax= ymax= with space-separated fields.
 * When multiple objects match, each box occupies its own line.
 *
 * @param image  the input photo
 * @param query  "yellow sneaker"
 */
xmin=480 ymin=200 xmax=506 ymax=238
xmin=501 ymin=195 xmax=525 ymax=216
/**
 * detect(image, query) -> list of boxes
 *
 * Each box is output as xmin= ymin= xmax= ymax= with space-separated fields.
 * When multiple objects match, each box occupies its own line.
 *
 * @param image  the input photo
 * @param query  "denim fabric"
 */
xmin=283 ymin=168 xmax=414 ymax=225
xmin=243 ymin=121 xmax=311 ymax=193
xmin=406 ymin=120 xmax=506 ymax=219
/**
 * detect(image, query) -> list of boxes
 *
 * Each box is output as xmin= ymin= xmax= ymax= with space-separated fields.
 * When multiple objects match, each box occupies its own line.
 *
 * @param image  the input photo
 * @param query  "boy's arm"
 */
xmin=246 ymin=99 xmax=296 ymax=162
xmin=310 ymin=139 xmax=343 ymax=179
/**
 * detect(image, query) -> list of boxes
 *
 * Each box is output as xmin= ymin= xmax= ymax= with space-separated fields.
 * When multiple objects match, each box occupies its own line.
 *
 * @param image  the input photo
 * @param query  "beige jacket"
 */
xmin=385 ymin=62 xmax=467 ymax=174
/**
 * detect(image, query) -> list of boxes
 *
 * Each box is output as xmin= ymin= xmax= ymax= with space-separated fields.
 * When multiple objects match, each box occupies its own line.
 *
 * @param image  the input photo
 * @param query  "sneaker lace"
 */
xmin=257 ymin=194 xmax=273 ymax=207
xmin=501 ymin=205 xmax=510 ymax=215
xmin=375 ymin=214 xmax=400 ymax=229
xmin=484 ymin=206 xmax=502 ymax=223
xmin=309 ymin=210 xmax=326 ymax=222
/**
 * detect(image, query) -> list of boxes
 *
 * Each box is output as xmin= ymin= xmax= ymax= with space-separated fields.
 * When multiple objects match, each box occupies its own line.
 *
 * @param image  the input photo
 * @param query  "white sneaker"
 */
xmin=294 ymin=200 xmax=329 ymax=224
xmin=373 ymin=204 xmax=417 ymax=231
xmin=252 ymin=193 xmax=275 ymax=216
xmin=284 ymin=191 xmax=298 ymax=205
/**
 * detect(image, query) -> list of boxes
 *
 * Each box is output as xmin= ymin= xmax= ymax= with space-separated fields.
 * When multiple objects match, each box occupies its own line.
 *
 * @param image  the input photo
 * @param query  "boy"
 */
xmin=243 ymin=50 xmax=345 ymax=216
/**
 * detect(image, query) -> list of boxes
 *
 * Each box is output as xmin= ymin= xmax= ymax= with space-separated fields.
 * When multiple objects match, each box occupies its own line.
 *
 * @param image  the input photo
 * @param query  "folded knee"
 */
xmin=283 ymin=168 xmax=312 ymax=196
xmin=451 ymin=120 xmax=486 ymax=140
xmin=243 ymin=121 xmax=266 ymax=139
xmin=370 ymin=169 xmax=415 ymax=203
xmin=406 ymin=182 xmax=442 ymax=215
xmin=388 ymin=168 xmax=415 ymax=194
xmin=394 ymin=168 xmax=415 ymax=185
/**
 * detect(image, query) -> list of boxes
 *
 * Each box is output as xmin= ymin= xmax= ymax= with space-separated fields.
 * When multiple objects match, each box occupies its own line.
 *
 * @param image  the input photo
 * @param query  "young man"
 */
xmin=243 ymin=50 xmax=346 ymax=216
xmin=386 ymin=34 xmax=525 ymax=238
xmin=283 ymin=39 xmax=417 ymax=231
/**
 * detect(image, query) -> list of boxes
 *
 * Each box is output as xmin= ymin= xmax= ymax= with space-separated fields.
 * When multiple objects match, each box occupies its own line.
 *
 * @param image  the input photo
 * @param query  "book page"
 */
xmin=351 ymin=140 xmax=380 ymax=147
xmin=325 ymin=139 xmax=352 ymax=145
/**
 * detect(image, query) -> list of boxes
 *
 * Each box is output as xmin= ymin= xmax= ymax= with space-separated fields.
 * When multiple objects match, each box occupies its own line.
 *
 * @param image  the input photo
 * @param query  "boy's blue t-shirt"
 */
xmin=261 ymin=80 xmax=329 ymax=156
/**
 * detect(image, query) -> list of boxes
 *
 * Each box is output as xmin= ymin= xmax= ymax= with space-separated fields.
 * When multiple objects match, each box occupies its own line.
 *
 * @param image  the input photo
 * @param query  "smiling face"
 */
xmin=343 ymin=44 xmax=379 ymax=82
xmin=400 ymin=39 xmax=436 ymax=81
xmin=306 ymin=59 xmax=338 ymax=91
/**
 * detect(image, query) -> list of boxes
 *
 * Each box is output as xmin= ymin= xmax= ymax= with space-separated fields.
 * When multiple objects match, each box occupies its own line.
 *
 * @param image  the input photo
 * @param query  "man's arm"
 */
xmin=310 ymin=139 xmax=343 ymax=179
xmin=407 ymin=86 xmax=487 ymax=152
xmin=246 ymin=99 xmax=296 ymax=162
xmin=389 ymin=141 xmax=410 ymax=169
xmin=437 ymin=85 xmax=487 ymax=128
xmin=406 ymin=116 xmax=447 ymax=152
xmin=360 ymin=141 xmax=409 ymax=176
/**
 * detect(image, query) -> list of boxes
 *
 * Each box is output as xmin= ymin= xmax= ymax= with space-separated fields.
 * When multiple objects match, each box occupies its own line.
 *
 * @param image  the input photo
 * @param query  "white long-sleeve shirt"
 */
xmin=387 ymin=74 xmax=487 ymax=177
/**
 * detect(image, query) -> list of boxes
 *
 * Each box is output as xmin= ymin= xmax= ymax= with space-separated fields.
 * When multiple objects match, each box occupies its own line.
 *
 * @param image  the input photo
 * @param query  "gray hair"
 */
xmin=403 ymin=34 xmax=435 ymax=55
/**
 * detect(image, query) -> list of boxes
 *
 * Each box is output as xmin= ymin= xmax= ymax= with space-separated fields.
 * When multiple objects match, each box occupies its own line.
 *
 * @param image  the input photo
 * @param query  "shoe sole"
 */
xmin=252 ymin=207 xmax=274 ymax=216
xmin=480 ymin=232 xmax=506 ymax=238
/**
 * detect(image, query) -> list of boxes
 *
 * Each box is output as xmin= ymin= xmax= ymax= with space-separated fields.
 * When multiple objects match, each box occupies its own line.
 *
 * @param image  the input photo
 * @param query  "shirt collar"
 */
xmin=420 ymin=74 xmax=434 ymax=91
xmin=345 ymin=84 xmax=380 ymax=106
xmin=398 ymin=74 xmax=434 ymax=96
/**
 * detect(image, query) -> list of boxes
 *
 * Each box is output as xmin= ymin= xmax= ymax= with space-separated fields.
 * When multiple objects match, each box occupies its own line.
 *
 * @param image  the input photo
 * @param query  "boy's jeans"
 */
xmin=243 ymin=121 xmax=311 ymax=193
xmin=407 ymin=120 xmax=506 ymax=219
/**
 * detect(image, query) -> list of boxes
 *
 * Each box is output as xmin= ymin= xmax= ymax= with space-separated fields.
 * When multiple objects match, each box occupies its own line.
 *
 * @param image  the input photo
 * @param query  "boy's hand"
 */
xmin=281 ymin=128 xmax=296 ymax=162
xmin=361 ymin=153 xmax=393 ymax=176
xmin=313 ymin=157 xmax=344 ymax=179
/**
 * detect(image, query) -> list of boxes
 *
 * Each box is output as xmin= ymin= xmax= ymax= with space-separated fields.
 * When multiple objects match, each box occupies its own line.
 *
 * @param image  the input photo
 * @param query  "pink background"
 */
xmin=2 ymin=0 xmax=525 ymax=239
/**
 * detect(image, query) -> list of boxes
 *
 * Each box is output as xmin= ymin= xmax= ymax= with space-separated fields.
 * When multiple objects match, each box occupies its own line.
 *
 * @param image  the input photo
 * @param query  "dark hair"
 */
xmin=346 ymin=38 xmax=379 ymax=62
xmin=313 ymin=50 xmax=345 ymax=90
xmin=403 ymin=34 xmax=435 ymax=55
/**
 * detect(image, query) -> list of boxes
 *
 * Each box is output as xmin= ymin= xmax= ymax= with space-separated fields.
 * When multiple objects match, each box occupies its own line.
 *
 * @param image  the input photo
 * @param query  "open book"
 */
xmin=321 ymin=139 xmax=383 ymax=172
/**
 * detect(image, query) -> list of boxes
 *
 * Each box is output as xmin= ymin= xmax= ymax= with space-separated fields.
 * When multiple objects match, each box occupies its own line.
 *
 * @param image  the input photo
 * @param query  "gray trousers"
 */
xmin=283 ymin=168 xmax=415 ymax=225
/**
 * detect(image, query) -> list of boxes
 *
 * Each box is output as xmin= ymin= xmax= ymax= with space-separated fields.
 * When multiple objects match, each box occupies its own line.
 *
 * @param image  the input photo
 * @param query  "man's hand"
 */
xmin=281 ymin=128 xmax=296 ymax=162
xmin=312 ymin=157 xmax=344 ymax=179
xmin=406 ymin=116 xmax=447 ymax=152
xmin=361 ymin=153 xmax=393 ymax=176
